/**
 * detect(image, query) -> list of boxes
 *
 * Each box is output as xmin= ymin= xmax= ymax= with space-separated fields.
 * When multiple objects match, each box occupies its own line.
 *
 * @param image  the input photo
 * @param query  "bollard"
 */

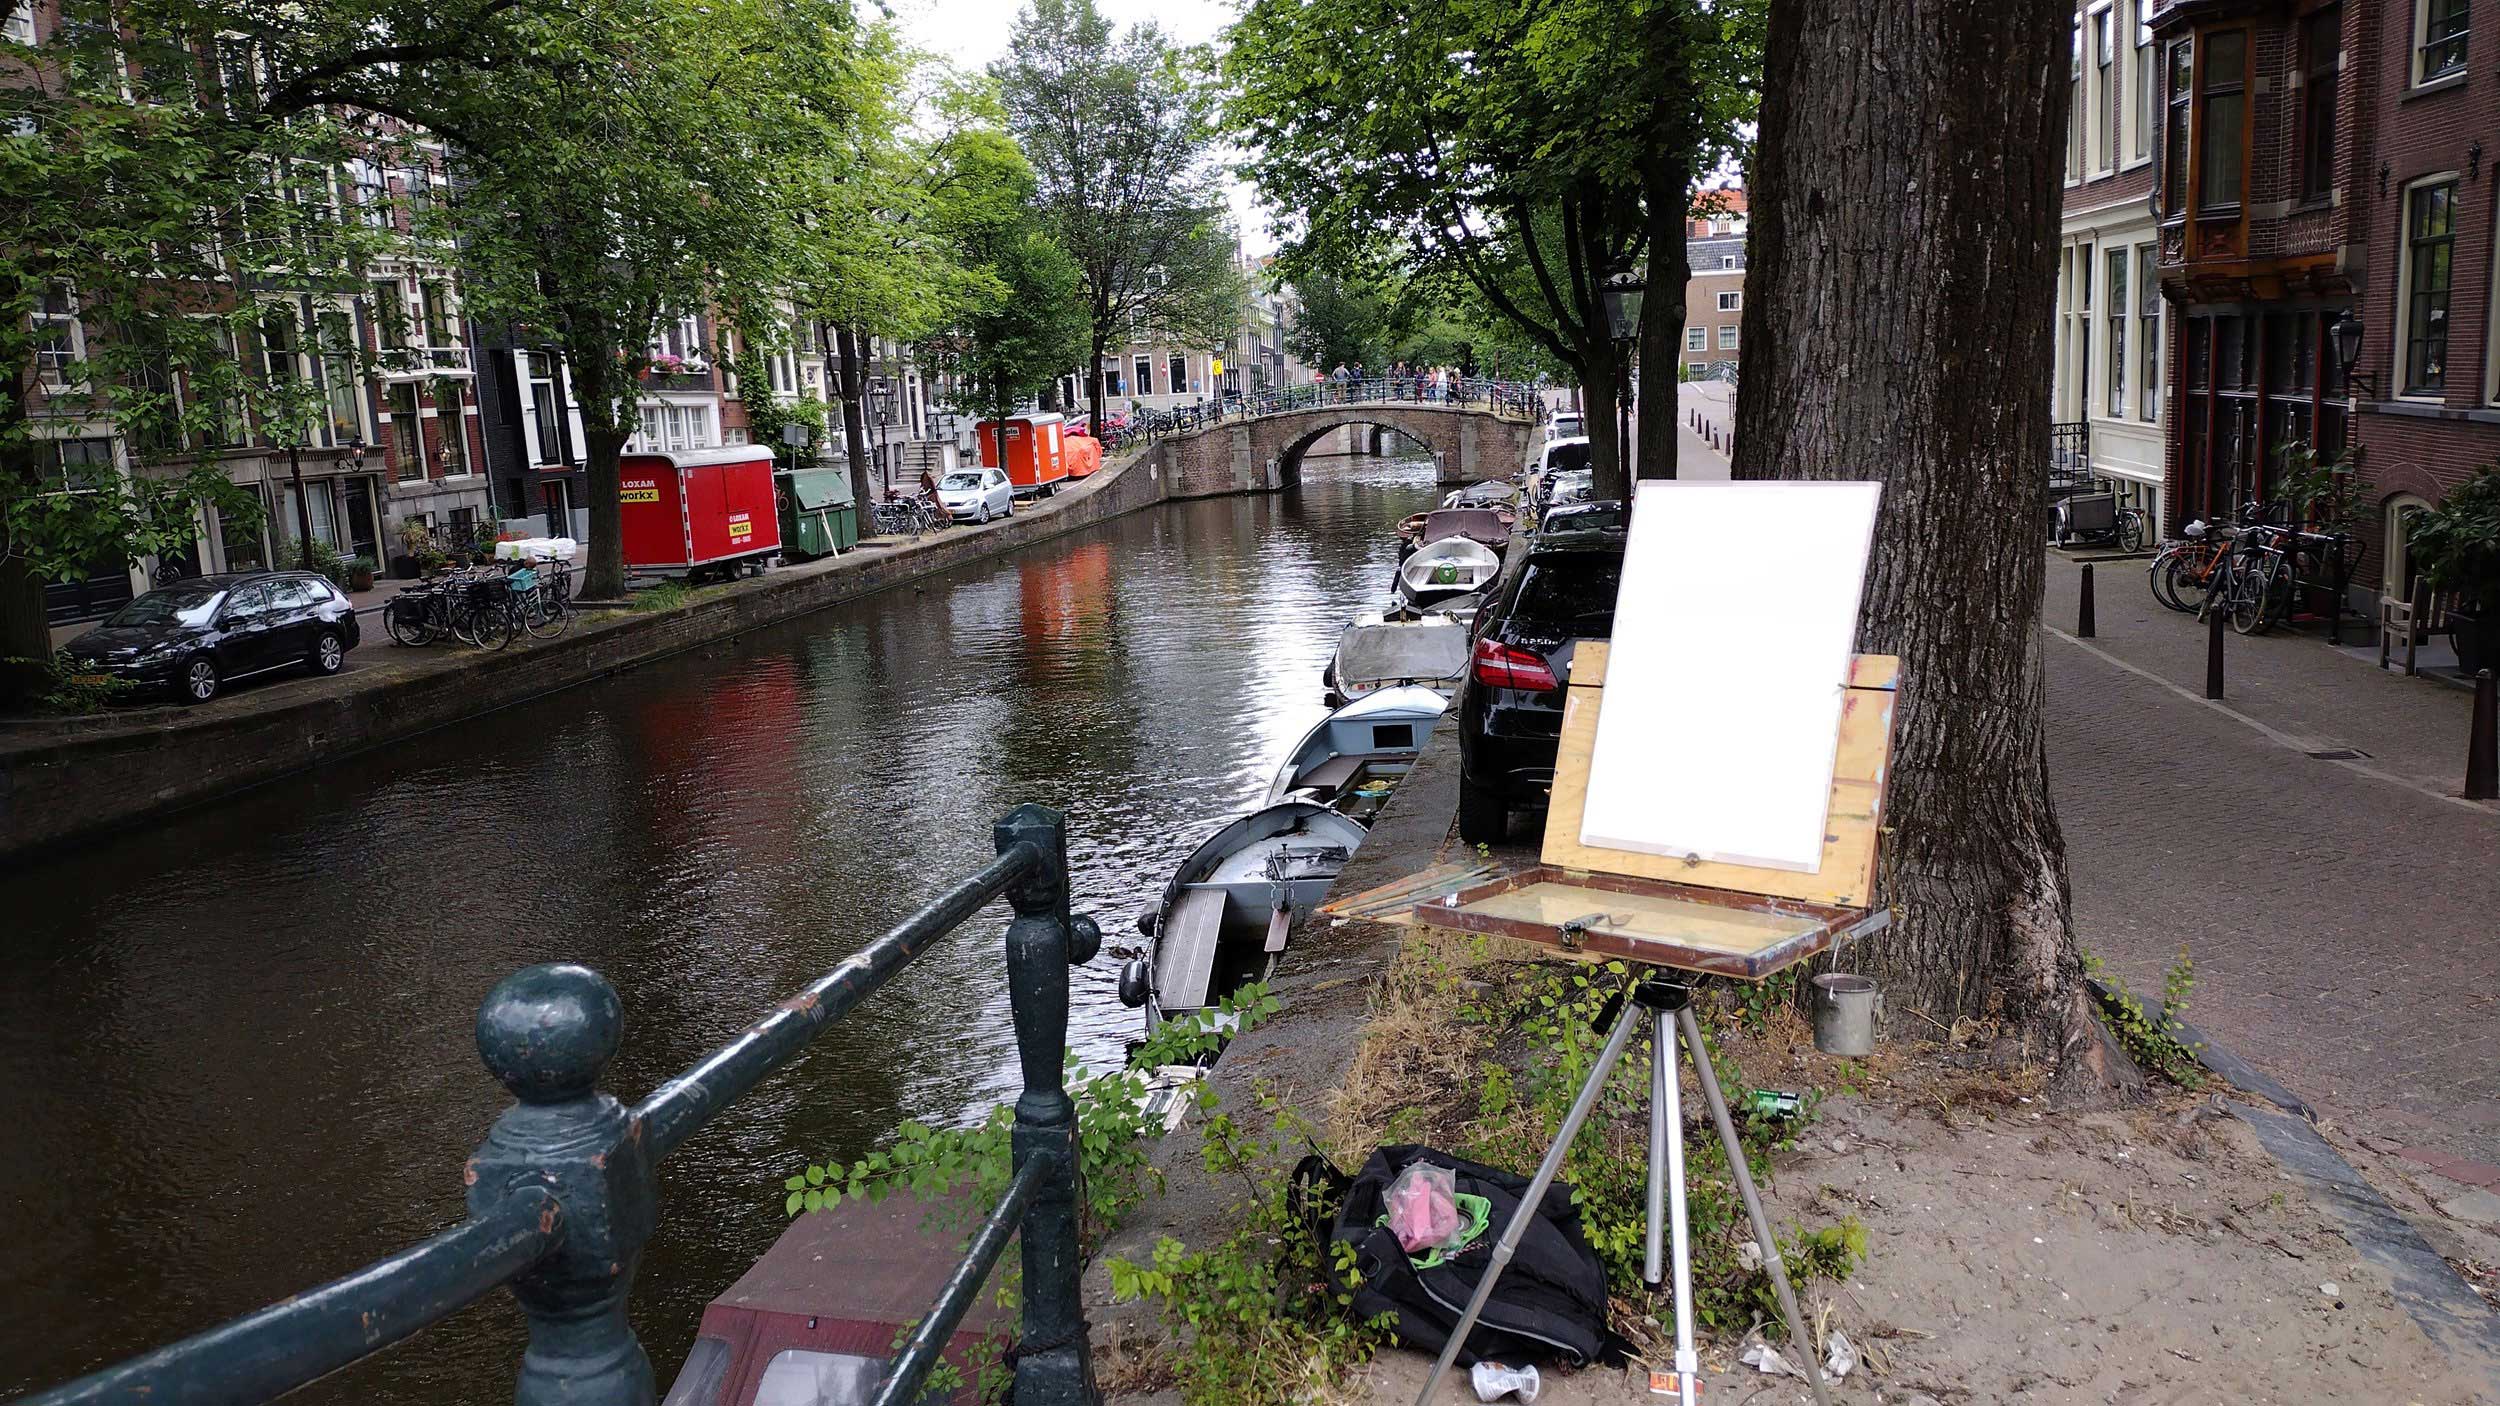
xmin=2078 ymin=562 xmax=2096 ymax=638
xmin=2469 ymin=670 xmax=2498 ymax=801
xmin=2206 ymin=606 xmax=2225 ymax=700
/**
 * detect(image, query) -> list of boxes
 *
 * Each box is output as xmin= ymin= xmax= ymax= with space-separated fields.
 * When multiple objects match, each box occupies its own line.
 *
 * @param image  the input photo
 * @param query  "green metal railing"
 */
xmin=20 ymin=804 xmax=1103 ymax=1406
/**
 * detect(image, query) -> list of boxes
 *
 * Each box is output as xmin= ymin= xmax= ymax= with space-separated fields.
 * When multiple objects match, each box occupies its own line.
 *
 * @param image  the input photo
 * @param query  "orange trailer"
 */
xmin=977 ymin=413 xmax=1069 ymax=498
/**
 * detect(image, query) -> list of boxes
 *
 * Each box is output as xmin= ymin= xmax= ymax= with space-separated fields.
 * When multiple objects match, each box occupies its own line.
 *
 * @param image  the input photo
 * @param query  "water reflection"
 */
xmin=0 ymin=450 xmax=1441 ymax=1402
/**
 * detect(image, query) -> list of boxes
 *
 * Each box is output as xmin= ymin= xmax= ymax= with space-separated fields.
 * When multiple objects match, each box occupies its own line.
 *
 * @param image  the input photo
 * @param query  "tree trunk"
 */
xmin=835 ymin=325 xmax=874 ymax=514
xmin=1580 ymin=336 xmax=1625 ymax=502
xmin=1733 ymin=0 xmax=2123 ymax=1099
xmin=1086 ymin=326 xmax=1109 ymax=433
xmin=568 ymin=346 xmax=630 ymax=602
xmin=1637 ymin=155 xmax=1690 ymax=482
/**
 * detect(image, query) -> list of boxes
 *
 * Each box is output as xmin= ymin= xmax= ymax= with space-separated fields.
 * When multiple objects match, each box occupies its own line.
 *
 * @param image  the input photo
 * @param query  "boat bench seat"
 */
xmin=1298 ymin=755 xmax=1364 ymax=791
xmin=1157 ymin=885 xmax=1230 ymax=1012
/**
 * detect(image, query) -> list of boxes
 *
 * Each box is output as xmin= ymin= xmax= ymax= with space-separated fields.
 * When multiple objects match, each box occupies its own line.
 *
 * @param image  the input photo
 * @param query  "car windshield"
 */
xmin=1544 ymin=442 xmax=1592 ymax=474
xmin=940 ymin=473 xmax=983 ymax=489
xmin=1509 ymin=556 xmax=1622 ymax=636
xmin=104 ymin=580 xmax=225 ymax=629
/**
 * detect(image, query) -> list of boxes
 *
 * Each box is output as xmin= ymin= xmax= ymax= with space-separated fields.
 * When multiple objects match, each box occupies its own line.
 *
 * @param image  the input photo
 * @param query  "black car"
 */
xmin=1455 ymin=532 xmax=1624 ymax=844
xmin=63 ymin=571 xmax=361 ymax=704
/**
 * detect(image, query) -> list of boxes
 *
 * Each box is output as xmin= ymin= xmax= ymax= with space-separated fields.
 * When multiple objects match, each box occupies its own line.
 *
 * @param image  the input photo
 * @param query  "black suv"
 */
xmin=1455 ymin=532 xmax=1624 ymax=844
xmin=63 ymin=571 xmax=361 ymax=704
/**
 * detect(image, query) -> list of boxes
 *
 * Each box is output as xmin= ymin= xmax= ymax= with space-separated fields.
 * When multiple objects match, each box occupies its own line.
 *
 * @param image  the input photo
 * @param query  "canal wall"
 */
xmin=0 ymin=443 xmax=1181 ymax=863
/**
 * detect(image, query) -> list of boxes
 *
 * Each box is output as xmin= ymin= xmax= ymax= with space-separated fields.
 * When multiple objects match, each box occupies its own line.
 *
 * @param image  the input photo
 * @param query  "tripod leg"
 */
xmin=1658 ymin=1008 xmax=1697 ymax=1404
xmin=1646 ymin=1007 xmax=1667 ymax=1288
xmin=1678 ymin=1006 xmax=1831 ymax=1406
xmin=1413 ymin=994 xmax=1646 ymax=1406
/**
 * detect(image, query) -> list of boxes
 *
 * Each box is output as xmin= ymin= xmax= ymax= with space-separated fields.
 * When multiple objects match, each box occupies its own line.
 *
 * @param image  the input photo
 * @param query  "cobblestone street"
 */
xmin=2040 ymin=552 xmax=2500 ymax=1229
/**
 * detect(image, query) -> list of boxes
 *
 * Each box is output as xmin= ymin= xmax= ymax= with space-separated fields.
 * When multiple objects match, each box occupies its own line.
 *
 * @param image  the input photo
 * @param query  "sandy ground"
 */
xmin=1343 ymin=1033 xmax=2498 ymax=1406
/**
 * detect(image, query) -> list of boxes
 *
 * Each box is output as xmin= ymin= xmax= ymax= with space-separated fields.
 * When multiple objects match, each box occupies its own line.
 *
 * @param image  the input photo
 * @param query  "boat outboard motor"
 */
xmin=1118 ymin=957 xmax=1152 ymax=1009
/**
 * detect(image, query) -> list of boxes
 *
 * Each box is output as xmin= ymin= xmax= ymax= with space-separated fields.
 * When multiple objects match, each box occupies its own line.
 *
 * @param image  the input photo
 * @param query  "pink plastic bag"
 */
xmin=1385 ymin=1162 xmax=1462 ymax=1254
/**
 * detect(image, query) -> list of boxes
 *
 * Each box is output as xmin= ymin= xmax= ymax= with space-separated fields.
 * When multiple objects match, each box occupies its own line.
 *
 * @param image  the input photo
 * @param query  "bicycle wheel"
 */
xmin=469 ymin=595 xmax=518 ymax=651
xmin=2230 ymin=560 xmax=2273 ymax=635
xmin=2149 ymin=550 xmax=2188 ymax=613
xmin=524 ymin=587 xmax=571 ymax=640
xmin=2117 ymin=512 xmax=2145 ymax=554
xmin=385 ymin=596 xmax=422 ymax=646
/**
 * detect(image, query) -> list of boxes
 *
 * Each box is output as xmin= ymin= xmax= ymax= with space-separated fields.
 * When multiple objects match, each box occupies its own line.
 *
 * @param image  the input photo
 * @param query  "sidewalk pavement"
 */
xmin=2038 ymin=550 xmax=2500 ymax=1234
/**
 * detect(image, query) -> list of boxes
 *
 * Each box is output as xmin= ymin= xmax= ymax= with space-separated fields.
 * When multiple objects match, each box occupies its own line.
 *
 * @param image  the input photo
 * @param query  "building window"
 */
xmin=2400 ymin=179 xmax=2456 ymax=396
xmin=2137 ymin=245 xmax=2160 ymax=422
xmin=1686 ymin=326 xmax=1706 ymax=352
xmin=3 ymin=0 xmax=36 ymax=44
xmin=1716 ymin=291 xmax=1741 ymax=312
xmin=2068 ymin=17 xmax=2084 ymax=182
xmin=1686 ymin=362 xmax=1706 ymax=378
xmin=387 ymin=383 xmax=424 ymax=481
xmin=2093 ymin=6 xmax=2115 ymax=172
xmin=2197 ymin=30 xmax=2246 ymax=213
xmin=418 ymin=282 xmax=453 ymax=348
xmin=436 ymin=385 xmax=469 ymax=474
xmin=370 ymin=281 xmax=407 ymax=349
xmin=2132 ymin=0 xmax=2153 ymax=162
xmin=2162 ymin=38 xmax=2192 ymax=213
xmin=529 ymin=358 xmax=564 ymax=465
xmin=2417 ymin=0 xmax=2468 ymax=85
xmin=1717 ymin=325 xmax=1739 ymax=350
xmin=32 ymin=284 xmax=81 ymax=389
xmin=1169 ymin=354 xmax=1187 ymax=394
xmin=2299 ymin=8 xmax=2339 ymax=203
xmin=1720 ymin=255 xmax=1736 ymax=269
xmin=1133 ymin=355 xmax=1153 ymax=394
xmin=2105 ymin=248 xmax=2127 ymax=418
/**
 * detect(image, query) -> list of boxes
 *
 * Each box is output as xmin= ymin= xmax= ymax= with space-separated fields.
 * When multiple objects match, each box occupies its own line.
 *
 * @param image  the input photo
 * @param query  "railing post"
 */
xmin=469 ymin=964 xmax=658 ymax=1406
xmin=996 ymin=804 xmax=1104 ymax=1406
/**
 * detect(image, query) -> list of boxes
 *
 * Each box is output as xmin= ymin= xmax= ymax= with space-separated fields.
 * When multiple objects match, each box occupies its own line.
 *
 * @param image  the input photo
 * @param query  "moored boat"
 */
xmin=1116 ymin=801 xmax=1366 ymax=1030
xmin=1324 ymin=611 xmax=1470 ymax=704
xmin=1395 ymin=536 xmax=1501 ymax=610
xmin=662 ymin=1189 xmax=1007 ymax=1406
xmin=1264 ymin=685 xmax=1447 ymax=823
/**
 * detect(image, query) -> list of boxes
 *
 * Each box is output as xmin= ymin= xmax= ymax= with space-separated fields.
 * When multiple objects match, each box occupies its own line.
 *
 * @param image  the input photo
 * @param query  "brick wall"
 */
xmin=2350 ymin=0 xmax=2500 ymax=587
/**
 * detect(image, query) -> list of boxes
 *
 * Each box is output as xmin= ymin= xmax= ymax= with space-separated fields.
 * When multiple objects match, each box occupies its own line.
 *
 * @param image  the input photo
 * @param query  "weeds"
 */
xmin=628 ymin=581 xmax=700 ymax=612
xmin=4 ymin=650 xmax=135 ymax=714
xmin=2084 ymin=947 xmax=2205 ymax=1088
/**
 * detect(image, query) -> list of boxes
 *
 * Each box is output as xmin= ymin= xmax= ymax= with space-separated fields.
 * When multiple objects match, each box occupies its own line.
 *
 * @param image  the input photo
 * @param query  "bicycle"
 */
xmin=2147 ymin=522 xmax=2230 ymax=613
xmin=510 ymin=564 xmax=572 ymax=640
xmin=871 ymin=493 xmax=941 ymax=538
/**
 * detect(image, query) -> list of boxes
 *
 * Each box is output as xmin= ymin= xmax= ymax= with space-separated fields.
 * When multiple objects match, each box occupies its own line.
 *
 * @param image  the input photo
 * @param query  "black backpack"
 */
xmin=1311 ymin=1144 xmax=1617 ymax=1368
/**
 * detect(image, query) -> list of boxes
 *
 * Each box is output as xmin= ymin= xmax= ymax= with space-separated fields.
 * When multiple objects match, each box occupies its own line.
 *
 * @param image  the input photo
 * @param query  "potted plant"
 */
xmin=393 ymin=521 xmax=429 ymax=580
xmin=346 ymin=555 xmax=378 ymax=592
xmin=2409 ymin=464 xmax=2500 ymax=674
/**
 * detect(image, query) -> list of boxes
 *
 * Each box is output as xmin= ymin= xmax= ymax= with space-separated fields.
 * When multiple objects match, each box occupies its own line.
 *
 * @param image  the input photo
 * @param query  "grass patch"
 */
xmin=627 ymin=581 xmax=707 ymax=612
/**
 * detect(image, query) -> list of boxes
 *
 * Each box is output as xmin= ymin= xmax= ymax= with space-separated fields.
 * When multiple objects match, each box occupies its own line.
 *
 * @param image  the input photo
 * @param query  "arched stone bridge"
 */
xmin=1158 ymin=400 xmax=1535 ymax=499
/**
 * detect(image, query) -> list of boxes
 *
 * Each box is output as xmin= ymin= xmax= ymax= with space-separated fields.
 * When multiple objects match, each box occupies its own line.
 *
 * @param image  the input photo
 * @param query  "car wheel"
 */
xmin=1004 ymin=497 xmax=1015 ymax=517
xmin=1456 ymin=775 xmax=1507 ymax=846
xmin=181 ymin=656 xmax=220 ymax=704
xmin=309 ymin=629 xmax=346 ymax=675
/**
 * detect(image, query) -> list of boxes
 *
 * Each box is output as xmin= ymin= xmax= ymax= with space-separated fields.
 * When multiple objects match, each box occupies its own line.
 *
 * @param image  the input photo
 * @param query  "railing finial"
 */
xmin=476 ymin=962 xmax=624 ymax=1105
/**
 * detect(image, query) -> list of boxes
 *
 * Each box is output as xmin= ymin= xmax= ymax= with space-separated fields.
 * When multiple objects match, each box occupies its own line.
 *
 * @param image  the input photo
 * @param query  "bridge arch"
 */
xmin=1273 ymin=418 xmax=1453 ymax=484
xmin=1154 ymin=400 xmax=1535 ymax=499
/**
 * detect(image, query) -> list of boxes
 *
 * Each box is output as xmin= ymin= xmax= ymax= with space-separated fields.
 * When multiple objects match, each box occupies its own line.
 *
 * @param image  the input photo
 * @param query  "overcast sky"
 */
xmin=891 ymin=0 xmax=1276 ymax=254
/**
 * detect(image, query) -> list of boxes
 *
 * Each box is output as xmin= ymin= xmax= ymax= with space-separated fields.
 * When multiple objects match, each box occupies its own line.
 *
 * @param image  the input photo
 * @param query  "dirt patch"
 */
xmin=1345 ymin=1010 xmax=2498 ymax=1404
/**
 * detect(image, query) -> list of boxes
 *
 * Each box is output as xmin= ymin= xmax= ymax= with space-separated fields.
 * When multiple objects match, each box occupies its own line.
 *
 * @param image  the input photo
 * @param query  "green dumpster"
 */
xmin=776 ymin=467 xmax=859 ymax=558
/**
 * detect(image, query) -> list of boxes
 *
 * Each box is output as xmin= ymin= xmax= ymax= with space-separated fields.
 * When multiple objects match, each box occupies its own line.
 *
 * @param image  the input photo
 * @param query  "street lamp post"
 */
xmin=1602 ymin=272 xmax=1646 ymax=485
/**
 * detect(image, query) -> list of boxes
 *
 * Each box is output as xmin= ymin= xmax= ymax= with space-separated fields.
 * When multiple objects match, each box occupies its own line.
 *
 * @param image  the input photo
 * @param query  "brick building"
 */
xmin=2144 ymin=0 xmax=2354 ymax=548
xmin=2093 ymin=0 xmax=2498 ymax=602
xmin=2334 ymin=0 xmax=2498 ymax=594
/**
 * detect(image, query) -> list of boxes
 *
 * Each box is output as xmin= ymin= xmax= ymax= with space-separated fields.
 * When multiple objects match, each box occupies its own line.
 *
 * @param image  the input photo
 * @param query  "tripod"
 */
xmin=1413 ymin=973 xmax=1831 ymax=1406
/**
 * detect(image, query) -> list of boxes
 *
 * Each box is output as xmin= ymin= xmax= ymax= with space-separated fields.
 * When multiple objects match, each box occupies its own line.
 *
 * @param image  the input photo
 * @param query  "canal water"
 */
xmin=0 ymin=447 xmax=1443 ymax=1403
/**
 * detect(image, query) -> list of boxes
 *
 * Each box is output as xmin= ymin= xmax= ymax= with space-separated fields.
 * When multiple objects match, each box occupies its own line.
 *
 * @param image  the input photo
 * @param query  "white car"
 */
xmin=1546 ymin=411 xmax=1584 ymax=440
xmin=937 ymin=467 xmax=1016 ymax=524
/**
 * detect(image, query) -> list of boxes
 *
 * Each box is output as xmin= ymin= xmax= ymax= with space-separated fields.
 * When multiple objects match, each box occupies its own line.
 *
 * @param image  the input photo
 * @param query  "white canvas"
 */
xmin=1579 ymin=480 xmax=1882 ymax=873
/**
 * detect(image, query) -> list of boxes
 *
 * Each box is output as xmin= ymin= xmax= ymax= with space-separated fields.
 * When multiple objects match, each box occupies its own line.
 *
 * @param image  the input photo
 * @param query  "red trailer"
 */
xmin=977 ymin=413 xmax=1069 ymax=498
xmin=619 ymin=445 xmax=783 ymax=579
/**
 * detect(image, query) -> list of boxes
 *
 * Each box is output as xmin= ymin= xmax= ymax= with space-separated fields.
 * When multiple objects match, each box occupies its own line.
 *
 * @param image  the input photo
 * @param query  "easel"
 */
xmin=1414 ymin=644 xmax=1900 ymax=1406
